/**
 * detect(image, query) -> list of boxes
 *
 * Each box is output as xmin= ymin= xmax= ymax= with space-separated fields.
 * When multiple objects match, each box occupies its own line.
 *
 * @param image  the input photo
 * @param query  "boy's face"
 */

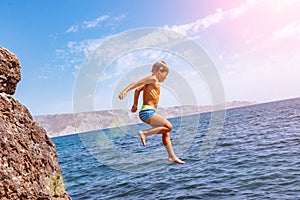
xmin=156 ymin=71 xmax=168 ymax=82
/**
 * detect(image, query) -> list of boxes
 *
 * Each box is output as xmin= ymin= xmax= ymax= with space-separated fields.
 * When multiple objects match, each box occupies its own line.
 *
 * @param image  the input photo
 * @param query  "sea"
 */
xmin=52 ymin=97 xmax=300 ymax=200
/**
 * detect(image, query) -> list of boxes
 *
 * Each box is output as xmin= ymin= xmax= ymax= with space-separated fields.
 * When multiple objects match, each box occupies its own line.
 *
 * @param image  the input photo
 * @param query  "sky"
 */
xmin=1 ymin=0 xmax=299 ymax=116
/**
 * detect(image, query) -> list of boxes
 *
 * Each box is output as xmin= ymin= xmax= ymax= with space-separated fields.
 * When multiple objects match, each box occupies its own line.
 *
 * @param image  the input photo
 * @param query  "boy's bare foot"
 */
xmin=168 ymin=157 xmax=185 ymax=164
xmin=138 ymin=131 xmax=146 ymax=147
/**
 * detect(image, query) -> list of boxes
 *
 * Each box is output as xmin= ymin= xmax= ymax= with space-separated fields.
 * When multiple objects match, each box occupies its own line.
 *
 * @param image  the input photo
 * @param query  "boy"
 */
xmin=118 ymin=61 xmax=185 ymax=164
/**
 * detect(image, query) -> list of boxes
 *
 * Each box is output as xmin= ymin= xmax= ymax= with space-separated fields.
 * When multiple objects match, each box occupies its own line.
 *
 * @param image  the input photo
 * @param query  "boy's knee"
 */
xmin=165 ymin=122 xmax=172 ymax=132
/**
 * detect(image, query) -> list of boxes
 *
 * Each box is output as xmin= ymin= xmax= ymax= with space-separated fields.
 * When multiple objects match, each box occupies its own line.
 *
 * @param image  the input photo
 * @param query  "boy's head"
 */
xmin=152 ymin=61 xmax=169 ymax=82
xmin=151 ymin=61 xmax=169 ymax=74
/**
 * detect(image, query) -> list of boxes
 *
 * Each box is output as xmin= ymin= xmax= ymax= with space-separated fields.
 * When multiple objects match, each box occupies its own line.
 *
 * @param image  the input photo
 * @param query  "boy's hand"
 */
xmin=131 ymin=105 xmax=137 ymax=113
xmin=118 ymin=91 xmax=127 ymax=99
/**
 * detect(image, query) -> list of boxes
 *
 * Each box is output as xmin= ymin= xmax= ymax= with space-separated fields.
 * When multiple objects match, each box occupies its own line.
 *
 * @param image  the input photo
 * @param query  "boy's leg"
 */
xmin=138 ymin=114 xmax=171 ymax=146
xmin=163 ymin=133 xmax=185 ymax=164
xmin=139 ymin=114 xmax=185 ymax=164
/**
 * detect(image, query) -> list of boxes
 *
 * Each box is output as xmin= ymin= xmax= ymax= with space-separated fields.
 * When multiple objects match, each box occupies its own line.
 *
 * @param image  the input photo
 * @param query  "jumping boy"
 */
xmin=118 ymin=61 xmax=185 ymax=164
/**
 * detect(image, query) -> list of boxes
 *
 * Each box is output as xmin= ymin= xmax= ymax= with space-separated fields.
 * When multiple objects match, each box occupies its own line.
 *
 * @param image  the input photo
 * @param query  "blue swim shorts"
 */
xmin=139 ymin=105 xmax=156 ymax=123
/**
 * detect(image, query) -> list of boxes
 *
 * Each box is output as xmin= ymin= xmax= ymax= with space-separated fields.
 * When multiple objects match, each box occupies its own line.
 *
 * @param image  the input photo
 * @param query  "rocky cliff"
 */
xmin=0 ymin=47 xmax=71 ymax=199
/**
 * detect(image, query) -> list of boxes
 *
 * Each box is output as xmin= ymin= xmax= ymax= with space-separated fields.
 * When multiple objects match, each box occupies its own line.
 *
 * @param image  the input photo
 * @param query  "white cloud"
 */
xmin=273 ymin=20 xmax=300 ymax=39
xmin=66 ymin=14 xmax=115 ymax=33
xmin=164 ymin=8 xmax=224 ymax=35
xmin=50 ymin=38 xmax=105 ymax=79
xmin=201 ymin=8 xmax=224 ymax=29
xmin=67 ymin=38 xmax=104 ymax=56
xmin=82 ymin=15 xmax=109 ymax=29
xmin=66 ymin=24 xmax=79 ymax=33
xmin=113 ymin=14 xmax=126 ymax=21
xmin=275 ymin=0 xmax=300 ymax=9
xmin=164 ymin=0 xmax=263 ymax=36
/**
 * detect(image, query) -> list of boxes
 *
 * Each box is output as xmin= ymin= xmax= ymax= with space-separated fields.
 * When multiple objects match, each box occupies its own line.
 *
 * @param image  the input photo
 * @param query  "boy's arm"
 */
xmin=118 ymin=75 xmax=156 ymax=99
xmin=131 ymin=86 xmax=144 ymax=112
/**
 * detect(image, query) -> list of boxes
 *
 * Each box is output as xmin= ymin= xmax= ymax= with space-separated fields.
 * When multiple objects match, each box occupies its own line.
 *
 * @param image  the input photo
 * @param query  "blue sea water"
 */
xmin=52 ymin=98 xmax=300 ymax=199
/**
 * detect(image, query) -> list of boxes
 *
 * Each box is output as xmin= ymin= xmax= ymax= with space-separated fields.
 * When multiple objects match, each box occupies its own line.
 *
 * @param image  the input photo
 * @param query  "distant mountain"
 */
xmin=34 ymin=101 xmax=256 ymax=138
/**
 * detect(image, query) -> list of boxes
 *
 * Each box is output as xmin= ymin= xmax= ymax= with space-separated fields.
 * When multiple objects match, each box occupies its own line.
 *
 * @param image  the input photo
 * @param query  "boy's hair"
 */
xmin=151 ymin=61 xmax=169 ymax=74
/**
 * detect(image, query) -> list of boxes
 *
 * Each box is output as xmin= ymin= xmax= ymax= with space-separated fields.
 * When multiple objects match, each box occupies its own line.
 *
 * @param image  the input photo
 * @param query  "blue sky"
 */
xmin=1 ymin=0 xmax=300 ymax=115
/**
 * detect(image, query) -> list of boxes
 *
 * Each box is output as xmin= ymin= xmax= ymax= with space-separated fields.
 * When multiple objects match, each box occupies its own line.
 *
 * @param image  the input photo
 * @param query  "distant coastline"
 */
xmin=34 ymin=101 xmax=257 ymax=138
